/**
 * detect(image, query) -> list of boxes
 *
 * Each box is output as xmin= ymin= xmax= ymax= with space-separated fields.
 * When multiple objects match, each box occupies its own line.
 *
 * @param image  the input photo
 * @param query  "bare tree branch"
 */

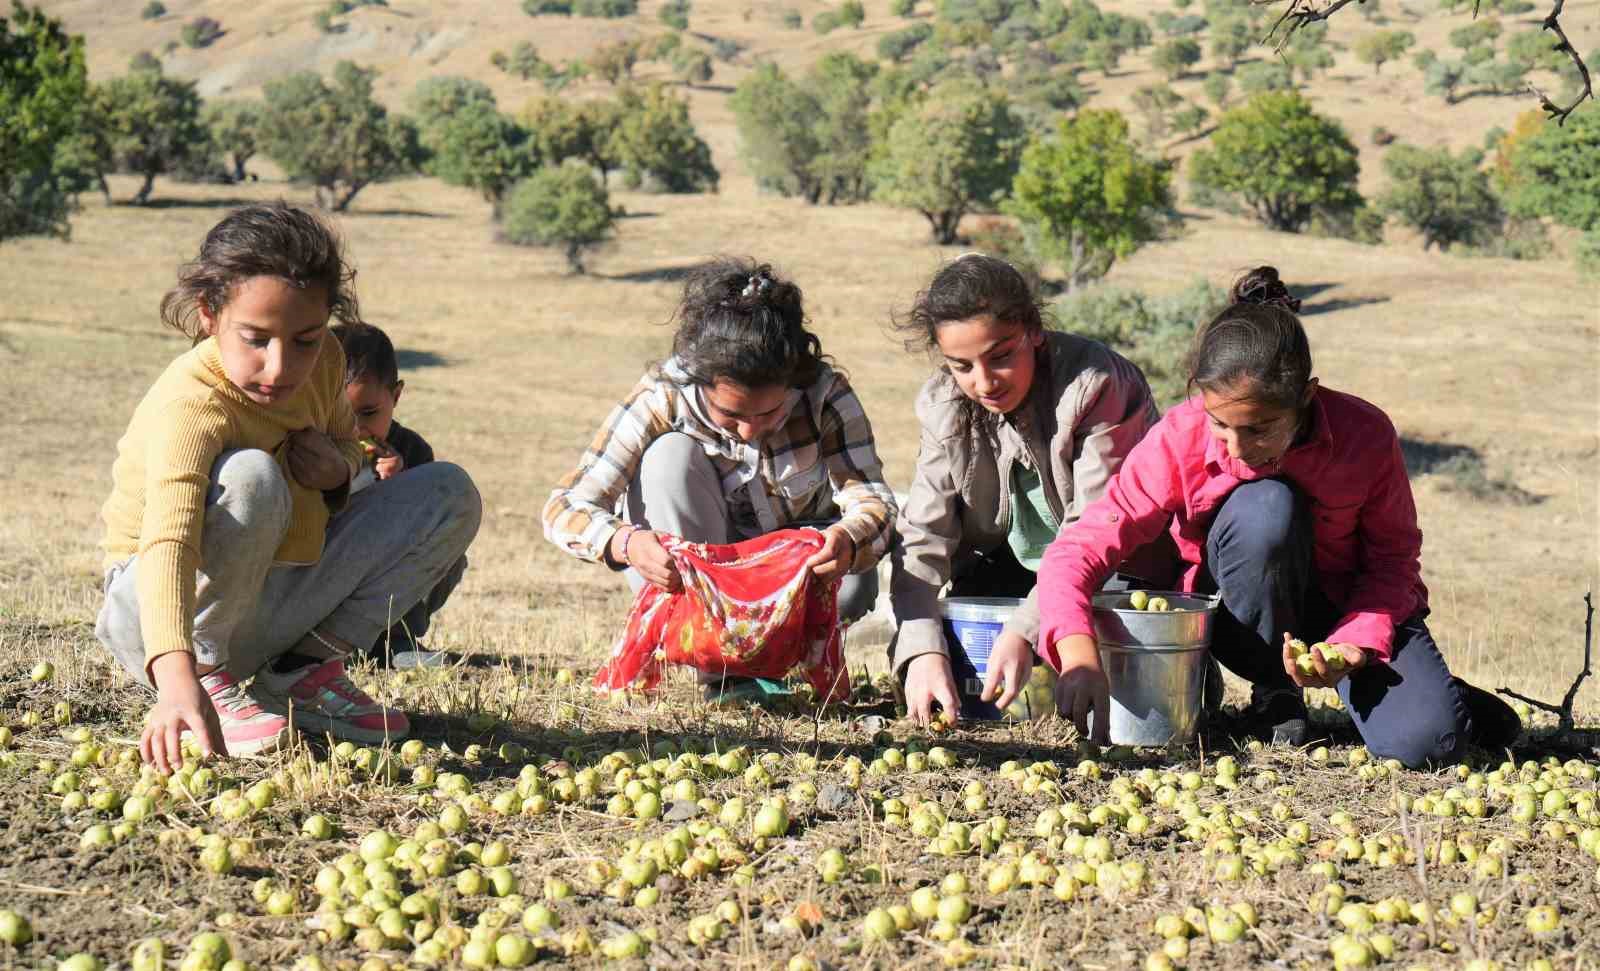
xmin=1499 ymin=591 xmax=1594 ymax=735
xmin=1255 ymin=0 xmax=1593 ymax=122
xmin=1528 ymin=0 xmax=1595 ymax=125
xmin=1256 ymin=0 xmax=1366 ymax=46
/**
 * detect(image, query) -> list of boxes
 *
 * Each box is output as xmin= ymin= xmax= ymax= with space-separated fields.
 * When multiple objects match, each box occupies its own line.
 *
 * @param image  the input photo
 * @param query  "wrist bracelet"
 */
xmin=617 ymin=525 xmax=640 ymax=566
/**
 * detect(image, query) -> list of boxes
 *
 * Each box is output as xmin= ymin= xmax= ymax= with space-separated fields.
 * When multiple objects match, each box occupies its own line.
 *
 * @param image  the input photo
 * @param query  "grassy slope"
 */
xmin=4 ymin=0 xmax=1598 ymax=706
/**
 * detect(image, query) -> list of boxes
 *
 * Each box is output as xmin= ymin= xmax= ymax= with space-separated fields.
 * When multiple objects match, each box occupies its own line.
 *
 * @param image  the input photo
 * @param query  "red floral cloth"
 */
xmin=594 ymin=529 xmax=848 ymax=703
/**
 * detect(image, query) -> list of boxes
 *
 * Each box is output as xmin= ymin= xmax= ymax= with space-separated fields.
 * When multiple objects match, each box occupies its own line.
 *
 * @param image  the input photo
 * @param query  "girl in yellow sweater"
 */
xmin=98 ymin=203 xmax=481 ymax=773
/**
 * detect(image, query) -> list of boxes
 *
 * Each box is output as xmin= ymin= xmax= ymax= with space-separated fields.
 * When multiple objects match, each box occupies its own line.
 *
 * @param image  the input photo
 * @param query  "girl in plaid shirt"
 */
xmin=543 ymin=258 xmax=898 ymax=693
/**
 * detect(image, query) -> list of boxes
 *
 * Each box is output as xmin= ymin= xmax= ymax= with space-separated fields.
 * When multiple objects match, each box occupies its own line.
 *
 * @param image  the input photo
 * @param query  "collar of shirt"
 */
xmin=1203 ymin=391 xmax=1336 ymax=480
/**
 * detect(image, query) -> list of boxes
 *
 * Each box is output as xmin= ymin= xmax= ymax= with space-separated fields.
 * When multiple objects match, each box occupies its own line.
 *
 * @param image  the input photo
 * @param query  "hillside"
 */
xmin=5 ymin=0 xmax=1599 ymax=703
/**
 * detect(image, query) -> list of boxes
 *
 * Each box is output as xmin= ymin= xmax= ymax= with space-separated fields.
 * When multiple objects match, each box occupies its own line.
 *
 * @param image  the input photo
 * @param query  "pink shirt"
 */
xmin=1037 ymin=388 xmax=1426 ymax=667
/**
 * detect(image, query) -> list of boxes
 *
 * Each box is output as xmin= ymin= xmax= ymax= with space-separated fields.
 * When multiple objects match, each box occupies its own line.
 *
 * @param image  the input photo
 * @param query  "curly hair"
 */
xmin=668 ymin=257 xmax=829 ymax=389
xmin=160 ymin=201 xmax=361 ymax=342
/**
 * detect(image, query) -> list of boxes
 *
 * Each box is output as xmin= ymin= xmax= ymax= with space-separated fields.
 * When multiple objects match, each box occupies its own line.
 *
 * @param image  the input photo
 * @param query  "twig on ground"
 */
xmin=1498 ymin=591 xmax=1594 ymax=735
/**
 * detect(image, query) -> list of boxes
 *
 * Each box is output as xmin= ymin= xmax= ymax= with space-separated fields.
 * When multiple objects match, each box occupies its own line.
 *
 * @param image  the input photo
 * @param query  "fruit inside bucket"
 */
xmin=938 ymin=597 xmax=1055 ymax=721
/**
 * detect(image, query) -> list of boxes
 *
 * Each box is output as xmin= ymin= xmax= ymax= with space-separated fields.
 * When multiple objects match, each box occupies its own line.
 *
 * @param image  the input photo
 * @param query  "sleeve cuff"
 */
xmin=891 ymin=618 xmax=948 ymax=676
xmin=1327 ymin=613 xmax=1396 ymax=662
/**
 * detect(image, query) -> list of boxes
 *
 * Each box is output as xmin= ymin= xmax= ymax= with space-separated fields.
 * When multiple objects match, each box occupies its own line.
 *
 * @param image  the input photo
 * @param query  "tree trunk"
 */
xmin=333 ymin=180 xmax=368 ymax=212
xmin=925 ymin=209 xmax=962 ymax=245
xmin=231 ymin=153 xmax=250 ymax=183
xmin=98 ymin=175 xmax=112 ymax=205
xmin=133 ymin=171 xmax=156 ymax=205
xmin=566 ymin=241 xmax=586 ymax=275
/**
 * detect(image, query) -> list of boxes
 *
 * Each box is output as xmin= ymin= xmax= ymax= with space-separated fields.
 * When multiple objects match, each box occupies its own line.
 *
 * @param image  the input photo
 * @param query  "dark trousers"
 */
xmin=1201 ymin=479 xmax=1471 ymax=768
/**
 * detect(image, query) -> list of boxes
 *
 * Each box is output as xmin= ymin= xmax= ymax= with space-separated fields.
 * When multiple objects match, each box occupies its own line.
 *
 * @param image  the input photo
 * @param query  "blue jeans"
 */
xmin=1201 ymin=479 xmax=1471 ymax=768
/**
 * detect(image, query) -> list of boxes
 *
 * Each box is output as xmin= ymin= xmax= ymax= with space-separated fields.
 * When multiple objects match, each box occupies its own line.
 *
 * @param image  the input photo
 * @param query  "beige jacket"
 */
xmin=889 ymin=331 xmax=1159 ymax=675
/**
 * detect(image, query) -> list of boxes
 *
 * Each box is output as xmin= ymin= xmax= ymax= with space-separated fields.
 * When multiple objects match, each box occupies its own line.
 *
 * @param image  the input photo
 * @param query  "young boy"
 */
xmin=332 ymin=322 xmax=468 ymax=669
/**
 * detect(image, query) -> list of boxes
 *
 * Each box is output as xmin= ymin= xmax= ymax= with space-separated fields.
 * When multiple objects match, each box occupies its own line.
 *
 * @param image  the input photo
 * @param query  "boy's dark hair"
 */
xmin=331 ymin=321 xmax=399 ymax=387
xmin=160 ymin=201 xmax=361 ymax=342
xmin=668 ymin=257 xmax=829 ymax=389
xmin=1187 ymin=266 xmax=1311 ymax=409
xmin=894 ymin=253 xmax=1045 ymax=355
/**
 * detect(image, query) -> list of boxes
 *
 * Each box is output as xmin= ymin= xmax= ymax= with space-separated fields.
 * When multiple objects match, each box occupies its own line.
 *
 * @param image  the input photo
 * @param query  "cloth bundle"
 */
xmin=593 ymin=529 xmax=848 ymax=703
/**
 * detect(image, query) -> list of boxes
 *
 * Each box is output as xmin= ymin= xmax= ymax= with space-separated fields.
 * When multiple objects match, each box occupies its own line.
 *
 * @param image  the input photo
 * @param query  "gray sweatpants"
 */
xmin=97 ymin=448 xmax=482 ymax=686
xmin=622 ymin=431 xmax=879 ymax=622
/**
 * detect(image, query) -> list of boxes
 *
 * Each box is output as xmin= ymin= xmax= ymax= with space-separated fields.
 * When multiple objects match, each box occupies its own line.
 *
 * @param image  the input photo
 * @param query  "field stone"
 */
xmin=816 ymin=783 xmax=853 ymax=815
xmin=664 ymin=799 xmax=700 ymax=822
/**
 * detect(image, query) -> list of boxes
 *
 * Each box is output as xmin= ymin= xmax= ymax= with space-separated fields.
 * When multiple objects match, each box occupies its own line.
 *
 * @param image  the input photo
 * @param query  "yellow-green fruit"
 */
xmin=910 ymin=886 xmax=940 ymax=921
xmin=753 ymin=801 xmax=790 ymax=838
xmin=1287 ymin=638 xmax=1309 ymax=657
xmin=0 ymin=909 xmax=33 ymax=945
xmin=30 ymin=661 xmax=54 ymax=682
xmin=1129 ymin=591 xmax=1149 ymax=611
xmin=1146 ymin=597 xmax=1170 ymax=612
xmin=1315 ymin=643 xmax=1346 ymax=671
xmin=495 ymin=933 xmax=535 ymax=968
xmin=58 ymin=956 xmax=104 ymax=971
xmin=131 ymin=938 xmax=165 ymax=971
xmin=937 ymin=894 xmax=973 ymax=925
xmin=1296 ymin=653 xmax=1319 ymax=677
xmin=600 ymin=930 xmax=646 ymax=959
xmin=862 ymin=908 xmax=898 ymax=941
xmin=1526 ymin=904 xmax=1559 ymax=934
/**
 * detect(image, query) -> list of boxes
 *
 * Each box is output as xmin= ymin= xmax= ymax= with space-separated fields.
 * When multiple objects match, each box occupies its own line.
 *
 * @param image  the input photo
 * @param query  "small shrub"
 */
xmin=889 ymin=0 xmax=915 ymax=15
xmin=129 ymin=50 xmax=162 ymax=73
xmin=813 ymin=10 xmax=841 ymax=34
xmin=836 ymin=0 xmax=865 ymax=28
xmin=1237 ymin=61 xmax=1292 ymax=95
xmin=659 ymin=0 xmax=690 ymax=30
xmin=181 ymin=16 xmax=223 ymax=48
xmin=1576 ymin=229 xmax=1600 ymax=277
xmin=574 ymin=0 xmax=637 ymax=16
xmin=712 ymin=38 xmax=741 ymax=62
xmin=523 ymin=0 xmax=574 ymax=14
xmin=1464 ymin=215 xmax=1550 ymax=261
xmin=780 ymin=7 xmax=803 ymax=28
xmin=313 ymin=9 xmax=336 ymax=33
xmin=501 ymin=162 xmax=615 ymax=274
xmin=141 ymin=1 xmax=167 ymax=20
xmin=1052 ymin=279 xmax=1226 ymax=406
xmin=1371 ymin=125 xmax=1396 ymax=145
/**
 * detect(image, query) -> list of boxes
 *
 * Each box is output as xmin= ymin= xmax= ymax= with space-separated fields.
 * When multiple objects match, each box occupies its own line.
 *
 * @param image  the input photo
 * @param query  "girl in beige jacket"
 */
xmin=889 ymin=255 xmax=1170 ymax=725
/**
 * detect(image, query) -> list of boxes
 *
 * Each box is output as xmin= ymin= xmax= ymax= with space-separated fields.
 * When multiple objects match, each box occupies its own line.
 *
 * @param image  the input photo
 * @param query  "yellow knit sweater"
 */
xmin=101 ymin=334 xmax=364 ymax=672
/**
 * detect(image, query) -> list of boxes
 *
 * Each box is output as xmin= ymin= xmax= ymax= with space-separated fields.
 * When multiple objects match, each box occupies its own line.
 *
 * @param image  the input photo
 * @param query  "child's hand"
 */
xmin=1282 ymin=632 xmax=1367 ymax=688
xmin=617 ymin=529 xmax=681 ymax=592
xmin=144 ymin=652 xmax=225 ymax=774
xmin=1052 ymin=633 xmax=1109 ymax=744
xmin=374 ymin=445 xmax=405 ymax=481
xmin=801 ymin=526 xmax=856 ymax=581
xmin=904 ymin=653 xmax=962 ymax=728
xmin=287 ymin=428 xmax=350 ymax=491
xmin=980 ymin=631 xmax=1036 ymax=712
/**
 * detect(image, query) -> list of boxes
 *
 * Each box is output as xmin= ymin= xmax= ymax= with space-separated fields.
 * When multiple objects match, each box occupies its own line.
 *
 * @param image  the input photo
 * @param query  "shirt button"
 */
xmin=1108 ymin=513 xmax=1120 ymax=523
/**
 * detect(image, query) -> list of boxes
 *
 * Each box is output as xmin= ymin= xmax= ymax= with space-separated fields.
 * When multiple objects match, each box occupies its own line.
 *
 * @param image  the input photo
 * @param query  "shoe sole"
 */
xmin=280 ymin=707 xmax=409 ymax=746
xmin=189 ymin=725 xmax=292 ymax=758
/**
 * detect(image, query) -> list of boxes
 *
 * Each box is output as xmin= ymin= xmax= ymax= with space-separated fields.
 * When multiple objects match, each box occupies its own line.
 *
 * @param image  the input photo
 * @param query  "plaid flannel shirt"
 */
xmin=543 ymin=360 xmax=897 ymax=574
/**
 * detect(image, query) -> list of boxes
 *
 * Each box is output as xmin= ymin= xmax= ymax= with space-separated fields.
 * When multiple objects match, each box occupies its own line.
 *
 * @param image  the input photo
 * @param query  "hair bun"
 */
xmin=1231 ymin=266 xmax=1302 ymax=313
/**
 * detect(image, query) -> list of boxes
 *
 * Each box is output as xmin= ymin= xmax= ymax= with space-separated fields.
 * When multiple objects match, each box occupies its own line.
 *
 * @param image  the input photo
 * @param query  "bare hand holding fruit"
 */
xmin=1052 ymin=633 xmax=1110 ymax=744
xmin=980 ymin=631 xmax=1036 ymax=712
xmin=1282 ymin=632 xmax=1367 ymax=688
xmin=374 ymin=448 xmax=405 ymax=481
xmin=287 ymin=428 xmax=350 ymax=491
xmin=904 ymin=653 xmax=961 ymax=729
xmin=611 ymin=528 xmax=681 ymax=592
xmin=143 ymin=652 xmax=226 ymax=774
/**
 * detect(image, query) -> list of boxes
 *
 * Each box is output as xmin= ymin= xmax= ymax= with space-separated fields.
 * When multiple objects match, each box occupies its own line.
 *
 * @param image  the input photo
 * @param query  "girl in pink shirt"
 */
xmin=1037 ymin=267 xmax=1518 ymax=767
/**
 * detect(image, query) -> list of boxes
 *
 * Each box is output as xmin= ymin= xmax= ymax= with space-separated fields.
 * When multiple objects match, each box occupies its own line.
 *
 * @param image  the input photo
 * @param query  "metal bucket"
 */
xmin=938 ymin=597 xmax=1057 ymax=720
xmin=1089 ymin=591 xmax=1217 ymax=746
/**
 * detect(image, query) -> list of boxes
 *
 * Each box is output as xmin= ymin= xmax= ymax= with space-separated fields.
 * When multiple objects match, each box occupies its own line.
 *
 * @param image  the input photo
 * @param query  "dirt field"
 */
xmin=3 ymin=0 xmax=1600 ymax=967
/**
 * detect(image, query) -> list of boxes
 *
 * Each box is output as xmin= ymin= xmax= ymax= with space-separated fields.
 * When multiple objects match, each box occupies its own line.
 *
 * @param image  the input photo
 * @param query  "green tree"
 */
xmin=1151 ymin=37 xmax=1201 ymax=81
xmin=607 ymin=84 xmax=718 ymax=192
xmin=1354 ymin=29 xmax=1414 ymax=75
xmin=428 ymin=101 xmax=535 ymax=217
xmin=1505 ymin=28 xmax=1566 ymax=72
xmin=260 ymin=62 xmax=422 ymax=211
xmin=879 ymin=23 xmax=933 ymax=62
xmin=491 ymin=41 xmax=546 ymax=81
xmin=1202 ymin=71 xmax=1231 ymax=109
xmin=1424 ymin=58 xmax=1466 ymax=103
xmin=1005 ymin=109 xmax=1173 ymax=292
xmin=889 ymin=0 xmax=915 ymax=15
xmin=1236 ymin=61 xmax=1293 ymax=95
xmin=501 ymin=161 xmax=613 ymax=273
xmin=1 ymin=2 xmax=92 ymax=241
xmin=730 ymin=54 xmax=879 ymax=205
xmin=95 ymin=68 xmax=206 ymax=204
xmin=180 ymin=16 xmax=222 ymax=48
xmin=524 ymin=96 xmax=623 ymax=179
xmin=659 ymin=0 xmax=690 ymax=30
xmin=141 ymin=1 xmax=166 ymax=19
xmin=1501 ymin=109 xmax=1600 ymax=230
xmin=573 ymin=0 xmax=636 ymax=16
xmin=1208 ymin=15 xmax=1251 ymax=69
xmin=1375 ymin=144 xmax=1502 ymax=251
xmin=1188 ymin=91 xmax=1361 ymax=232
xmin=870 ymin=80 xmax=1024 ymax=244
xmin=1131 ymin=83 xmax=1182 ymax=138
xmin=672 ymin=47 xmax=713 ymax=87
xmin=588 ymin=40 xmax=640 ymax=86
xmin=1447 ymin=18 xmax=1500 ymax=54
xmin=201 ymin=99 xmax=261 ymax=182
xmin=410 ymin=76 xmax=496 ymax=150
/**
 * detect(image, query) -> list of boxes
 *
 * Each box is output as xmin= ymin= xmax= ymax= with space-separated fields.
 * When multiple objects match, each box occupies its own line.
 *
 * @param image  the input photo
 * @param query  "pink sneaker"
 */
xmin=196 ymin=670 xmax=291 ymax=757
xmin=255 ymin=658 xmax=409 ymax=744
